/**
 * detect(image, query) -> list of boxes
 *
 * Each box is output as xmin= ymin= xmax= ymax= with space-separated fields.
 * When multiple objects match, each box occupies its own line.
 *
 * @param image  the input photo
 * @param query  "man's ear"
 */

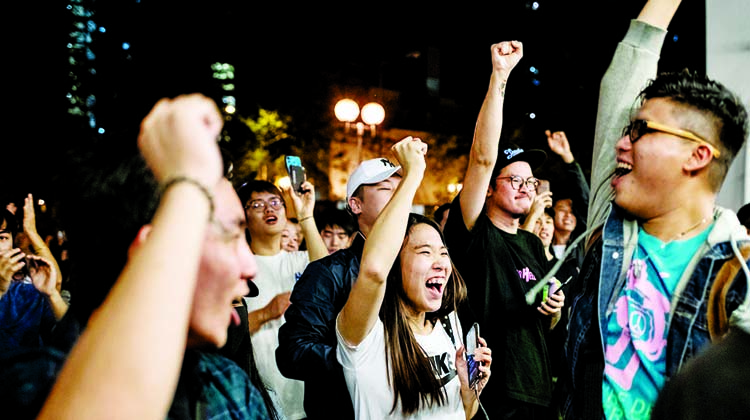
xmin=127 ymin=225 xmax=152 ymax=258
xmin=348 ymin=197 xmax=363 ymax=215
xmin=684 ymin=145 xmax=714 ymax=173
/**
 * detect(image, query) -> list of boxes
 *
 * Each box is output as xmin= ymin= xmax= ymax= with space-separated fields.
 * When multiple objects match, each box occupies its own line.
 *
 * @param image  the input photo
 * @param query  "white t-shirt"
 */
xmin=245 ymin=250 xmax=309 ymax=420
xmin=552 ymin=244 xmax=567 ymax=260
xmin=336 ymin=312 xmax=466 ymax=420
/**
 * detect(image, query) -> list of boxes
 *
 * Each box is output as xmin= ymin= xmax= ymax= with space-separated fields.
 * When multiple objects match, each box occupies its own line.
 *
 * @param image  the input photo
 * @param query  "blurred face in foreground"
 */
xmin=187 ymin=179 xmax=255 ymax=349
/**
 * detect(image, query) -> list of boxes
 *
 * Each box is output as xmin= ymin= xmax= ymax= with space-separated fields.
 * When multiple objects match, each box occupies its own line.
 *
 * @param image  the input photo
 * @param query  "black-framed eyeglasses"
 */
xmin=496 ymin=175 xmax=540 ymax=192
xmin=623 ymin=119 xmax=721 ymax=158
xmin=245 ymin=197 xmax=284 ymax=212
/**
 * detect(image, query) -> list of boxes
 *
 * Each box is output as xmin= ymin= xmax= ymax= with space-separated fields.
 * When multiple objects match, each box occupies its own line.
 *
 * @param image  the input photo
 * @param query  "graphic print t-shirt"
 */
xmin=443 ymin=195 xmax=554 ymax=406
xmin=603 ymin=226 xmax=711 ymax=420
xmin=336 ymin=313 xmax=465 ymax=420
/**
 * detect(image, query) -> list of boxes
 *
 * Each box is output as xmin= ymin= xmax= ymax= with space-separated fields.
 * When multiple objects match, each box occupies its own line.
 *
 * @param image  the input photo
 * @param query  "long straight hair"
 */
xmin=380 ymin=213 xmax=468 ymax=416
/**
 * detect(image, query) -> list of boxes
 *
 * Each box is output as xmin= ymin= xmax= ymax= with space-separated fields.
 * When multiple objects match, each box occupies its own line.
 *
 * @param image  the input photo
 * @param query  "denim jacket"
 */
xmin=562 ymin=204 xmax=749 ymax=420
xmin=560 ymin=15 xmax=750 ymax=420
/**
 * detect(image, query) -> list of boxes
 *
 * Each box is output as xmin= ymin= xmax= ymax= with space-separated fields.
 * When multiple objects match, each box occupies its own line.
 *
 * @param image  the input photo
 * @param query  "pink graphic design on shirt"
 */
xmin=517 ymin=267 xmax=536 ymax=282
xmin=604 ymin=258 xmax=669 ymax=390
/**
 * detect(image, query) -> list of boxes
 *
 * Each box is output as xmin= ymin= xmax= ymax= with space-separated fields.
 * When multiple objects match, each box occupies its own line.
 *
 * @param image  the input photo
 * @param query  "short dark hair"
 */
xmin=639 ymin=69 xmax=749 ymax=191
xmin=1 ymin=209 xmax=18 ymax=239
xmin=237 ymin=180 xmax=284 ymax=207
xmin=317 ymin=208 xmax=356 ymax=236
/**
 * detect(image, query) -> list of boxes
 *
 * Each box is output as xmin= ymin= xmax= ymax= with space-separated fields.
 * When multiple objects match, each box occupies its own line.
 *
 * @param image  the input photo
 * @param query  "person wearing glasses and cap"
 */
xmin=562 ymin=1 xmax=750 ymax=419
xmin=275 ymin=155 xmax=403 ymax=420
xmin=235 ymin=178 xmax=328 ymax=420
xmin=442 ymin=40 xmax=566 ymax=420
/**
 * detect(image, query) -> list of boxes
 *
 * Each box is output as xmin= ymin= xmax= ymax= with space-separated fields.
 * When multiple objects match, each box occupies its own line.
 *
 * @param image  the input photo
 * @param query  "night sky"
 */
xmin=5 ymin=1 xmax=705 ymax=204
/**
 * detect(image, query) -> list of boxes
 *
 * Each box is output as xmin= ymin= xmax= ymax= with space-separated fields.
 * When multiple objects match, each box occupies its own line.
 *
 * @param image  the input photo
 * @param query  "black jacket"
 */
xmin=275 ymin=233 xmax=364 ymax=420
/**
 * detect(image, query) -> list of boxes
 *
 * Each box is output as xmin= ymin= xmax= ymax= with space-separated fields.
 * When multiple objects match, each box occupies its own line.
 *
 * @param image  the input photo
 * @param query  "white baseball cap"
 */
xmin=346 ymin=158 xmax=401 ymax=202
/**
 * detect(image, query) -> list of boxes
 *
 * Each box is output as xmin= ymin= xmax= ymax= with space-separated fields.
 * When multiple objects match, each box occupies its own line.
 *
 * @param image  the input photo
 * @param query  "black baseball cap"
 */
xmin=491 ymin=146 xmax=547 ymax=179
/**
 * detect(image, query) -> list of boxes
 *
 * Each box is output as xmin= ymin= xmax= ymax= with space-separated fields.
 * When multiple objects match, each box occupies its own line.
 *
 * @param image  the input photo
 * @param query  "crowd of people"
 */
xmin=1 ymin=0 xmax=749 ymax=419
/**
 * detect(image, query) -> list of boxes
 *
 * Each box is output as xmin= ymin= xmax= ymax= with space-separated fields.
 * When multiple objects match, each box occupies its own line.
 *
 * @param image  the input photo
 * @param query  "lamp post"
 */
xmin=334 ymin=99 xmax=385 ymax=165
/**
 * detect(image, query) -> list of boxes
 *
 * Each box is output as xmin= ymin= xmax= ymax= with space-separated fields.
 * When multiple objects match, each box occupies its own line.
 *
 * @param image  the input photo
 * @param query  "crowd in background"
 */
xmin=1 ymin=1 xmax=749 ymax=419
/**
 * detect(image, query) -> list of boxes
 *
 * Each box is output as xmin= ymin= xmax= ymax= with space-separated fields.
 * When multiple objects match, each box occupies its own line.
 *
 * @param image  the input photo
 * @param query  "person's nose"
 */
xmin=239 ymin=239 xmax=258 ymax=288
xmin=615 ymin=134 xmax=632 ymax=153
xmin=433 ymin=256 xmax=448 ymax=271
xmin=263 ymin=203 xmax=276 ymax=214
xmin=518 ymin=181 xmax=531 ymax=193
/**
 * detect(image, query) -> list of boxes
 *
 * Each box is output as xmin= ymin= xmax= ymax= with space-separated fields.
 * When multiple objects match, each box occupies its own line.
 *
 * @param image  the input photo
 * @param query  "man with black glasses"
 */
xmin=443 ymin=40 xmax=565 ymax=420
xmin=237 ymin=179 xmax=327 ymax=420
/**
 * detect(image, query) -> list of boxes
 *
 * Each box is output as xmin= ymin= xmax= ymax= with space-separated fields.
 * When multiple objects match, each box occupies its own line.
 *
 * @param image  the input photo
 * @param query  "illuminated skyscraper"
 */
xmin=65 ymin=0 xmax=99 ymax=132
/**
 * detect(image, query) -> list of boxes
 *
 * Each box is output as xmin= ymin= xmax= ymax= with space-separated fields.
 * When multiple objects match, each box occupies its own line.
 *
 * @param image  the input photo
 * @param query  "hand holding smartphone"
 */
xmin=285 ymin=155 xmax=307 ymax=194
xmin=537 ymin=179 xmax=551 ymax=195
xmin=465 ymin=322 xmax=482 ymax=389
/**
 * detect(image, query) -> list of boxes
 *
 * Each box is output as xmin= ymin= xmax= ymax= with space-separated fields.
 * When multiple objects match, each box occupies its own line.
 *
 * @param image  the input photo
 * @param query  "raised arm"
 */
xmin=587 ymin=0 xmax=681 ymax=235
xmin=38 ymin=94 xmax=224 ymax=420
xmin=459 ymin=40 xmax=523 ymax=230
xmin=27 ymin=254 xmax=67 ymax=320
xmin=22 ymin=194 xmax=63 ymax=292
xmin=337 ymin=136 xmax=427 ymax=345
xmin=284 ymin=181 xmax=328 ymax=261
xmin=547 ymin=130 xmax=590 ymax=229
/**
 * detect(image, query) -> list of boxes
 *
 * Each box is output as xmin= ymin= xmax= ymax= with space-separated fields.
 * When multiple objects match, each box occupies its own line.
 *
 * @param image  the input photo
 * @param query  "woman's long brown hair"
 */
xmin=380 ymin=213 xmax=468 ymax=416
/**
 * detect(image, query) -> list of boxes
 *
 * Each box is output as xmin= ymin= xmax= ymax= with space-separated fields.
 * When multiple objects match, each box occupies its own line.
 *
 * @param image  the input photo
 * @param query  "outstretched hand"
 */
xmin=28 ymin=255 xmax=59 ymax=297
xmin=546 ymin=130 xmax=574 ymax=164
xmin=23 ymin=194 xmax=39 ymax=237
xmin=283 ymin=181 xmax=316 ymax=220
xmin=0 ymin=249 xmax=25 ymax=291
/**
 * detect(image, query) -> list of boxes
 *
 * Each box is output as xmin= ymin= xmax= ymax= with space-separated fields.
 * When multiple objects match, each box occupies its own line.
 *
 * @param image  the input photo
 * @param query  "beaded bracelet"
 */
xmin=160 ymin=176 xmax=215 ymax=221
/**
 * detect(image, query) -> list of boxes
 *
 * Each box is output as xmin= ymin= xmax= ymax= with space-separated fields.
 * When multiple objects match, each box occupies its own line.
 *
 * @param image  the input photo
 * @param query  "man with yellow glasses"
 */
xmin=562 ymin=0 xmax=749 ymax=419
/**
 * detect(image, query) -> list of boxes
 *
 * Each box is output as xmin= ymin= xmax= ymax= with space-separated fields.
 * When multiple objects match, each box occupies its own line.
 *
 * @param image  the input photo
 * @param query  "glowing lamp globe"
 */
xmin=361 ymin=102 xmax=385 ymax=125
xmin=334 ymin=99 xmax=360 ymax=123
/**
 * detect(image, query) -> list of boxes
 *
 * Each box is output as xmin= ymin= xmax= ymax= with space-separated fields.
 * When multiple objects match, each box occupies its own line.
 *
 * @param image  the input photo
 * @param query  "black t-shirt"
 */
xmin=444 ymin=195 xmax=554 ymax=408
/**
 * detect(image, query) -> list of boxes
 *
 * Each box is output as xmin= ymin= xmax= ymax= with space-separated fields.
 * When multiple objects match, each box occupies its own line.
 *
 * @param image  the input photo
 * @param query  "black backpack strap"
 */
xmin=440 ymin=313 xmax=459 ymax=349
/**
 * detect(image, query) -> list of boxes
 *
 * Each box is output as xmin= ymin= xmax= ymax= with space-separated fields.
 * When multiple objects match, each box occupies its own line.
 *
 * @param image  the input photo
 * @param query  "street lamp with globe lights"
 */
xmin=334 ymin=99 xmax=385 ymax=165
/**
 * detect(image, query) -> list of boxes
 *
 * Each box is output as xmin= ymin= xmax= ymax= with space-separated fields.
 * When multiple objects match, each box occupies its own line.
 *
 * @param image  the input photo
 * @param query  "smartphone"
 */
xmin=542 ymin=275 xmax=574 ymax=302
xmin=537 ymin=179 xmax=550 ymax=194
xmin=285 ymin=155 xmax=306 ymax=193
xmin=465 ymin=322 xmax=481 ymax=389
